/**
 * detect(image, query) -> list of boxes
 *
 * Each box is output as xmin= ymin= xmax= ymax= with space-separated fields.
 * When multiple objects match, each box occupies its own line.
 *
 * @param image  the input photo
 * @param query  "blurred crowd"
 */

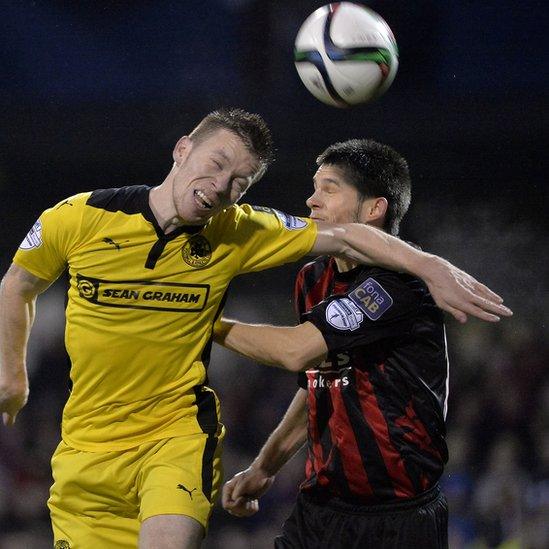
xmin=0 ymin=275 xmax=547 ymax=549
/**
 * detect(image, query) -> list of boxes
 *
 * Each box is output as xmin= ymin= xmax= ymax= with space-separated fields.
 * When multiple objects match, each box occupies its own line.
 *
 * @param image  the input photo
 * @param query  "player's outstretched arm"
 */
xmin=0 ymin=264 xmax=52 ymax=426
xmin=214 ymin=319 xmax=327 ymax=372
xmin=223 ymin=388 xmax=308 ymax=517
xmin=311 ymin=221 xmax=513 ymax=323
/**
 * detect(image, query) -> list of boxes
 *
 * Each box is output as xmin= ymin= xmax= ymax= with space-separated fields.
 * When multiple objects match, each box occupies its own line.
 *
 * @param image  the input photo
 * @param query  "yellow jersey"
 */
xmin=13 ymin=185 xmax=317 ymax=451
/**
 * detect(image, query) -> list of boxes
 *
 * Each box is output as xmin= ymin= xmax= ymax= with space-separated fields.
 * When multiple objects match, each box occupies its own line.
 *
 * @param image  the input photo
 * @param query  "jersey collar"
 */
xmin=140 ymin=186 xmax=205 ymax=240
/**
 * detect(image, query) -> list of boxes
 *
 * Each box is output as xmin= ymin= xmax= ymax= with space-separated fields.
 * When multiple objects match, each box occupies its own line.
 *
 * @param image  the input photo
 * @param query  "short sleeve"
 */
xmin=305 ymin=271 xmax=426 ymax=352
xmin=233 ymin=205 xmax=317 ymax=273
xmin=12 ymin=194 xmax=87 ymax=281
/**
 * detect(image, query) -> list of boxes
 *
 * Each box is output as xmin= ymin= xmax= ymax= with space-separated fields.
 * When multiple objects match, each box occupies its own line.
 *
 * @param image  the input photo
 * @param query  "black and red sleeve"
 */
xmin=305 ymin=271 xmax=428 ymax=352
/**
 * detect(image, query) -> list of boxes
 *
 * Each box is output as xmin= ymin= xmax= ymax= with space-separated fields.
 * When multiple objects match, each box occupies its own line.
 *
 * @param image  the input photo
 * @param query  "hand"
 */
xmin=0 ymin=379 xmax=29 ymax=426
xmin=222 ymin=466 xmax=275 ymax=517
xmin=421 ymin=255 xmax=513 ymax=323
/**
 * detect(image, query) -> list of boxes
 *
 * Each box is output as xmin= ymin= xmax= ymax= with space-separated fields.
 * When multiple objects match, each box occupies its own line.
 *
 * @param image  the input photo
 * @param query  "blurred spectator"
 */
xmin=442 ymin=429 xmax=476 ymax=547
xmin=473 ymin=433 xmax=527 ymax=546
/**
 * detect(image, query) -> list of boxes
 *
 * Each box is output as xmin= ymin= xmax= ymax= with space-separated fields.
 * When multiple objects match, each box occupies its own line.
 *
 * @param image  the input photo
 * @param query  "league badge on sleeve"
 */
xmin=272 ymin=209 xmax=308 ymax=230
xmin=349 ymin=278 xmax=393 ymax=321
xmin=19 ymin=219 xmax=42 ymax=250
xmin=250 ymin=205 xmax=307 ymax=230
xmin=326 ymin=298 xmax=364 ymax=331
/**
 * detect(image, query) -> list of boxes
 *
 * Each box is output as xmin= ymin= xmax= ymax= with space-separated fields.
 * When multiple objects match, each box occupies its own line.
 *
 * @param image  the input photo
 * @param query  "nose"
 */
xmin=213 ymin=176 xmax=231 ymax=196
xmin=306 ymin=190 xmax=321 ymax=210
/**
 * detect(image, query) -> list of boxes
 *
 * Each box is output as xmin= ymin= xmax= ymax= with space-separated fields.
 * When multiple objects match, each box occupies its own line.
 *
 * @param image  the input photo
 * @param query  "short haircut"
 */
xmin=316 ymin=139 xmax=411 ymax=235
xmin=190 ymin=108 xmax=275 ymax=182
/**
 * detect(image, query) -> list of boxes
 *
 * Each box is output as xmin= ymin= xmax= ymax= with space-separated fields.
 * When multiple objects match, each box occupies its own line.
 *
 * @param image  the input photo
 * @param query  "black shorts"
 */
xmin=274 ymin=485 xmax=448 ymax=549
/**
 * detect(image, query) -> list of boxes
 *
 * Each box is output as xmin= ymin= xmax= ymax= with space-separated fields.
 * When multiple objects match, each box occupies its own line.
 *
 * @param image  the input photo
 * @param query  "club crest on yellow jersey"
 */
xmin=182 ymin=235 xmax=212 ymax=268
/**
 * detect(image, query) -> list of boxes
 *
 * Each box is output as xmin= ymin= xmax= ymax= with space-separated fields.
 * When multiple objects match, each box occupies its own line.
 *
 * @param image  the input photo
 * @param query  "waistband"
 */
xmin=301 ymin=484 xmax=443 ymax=515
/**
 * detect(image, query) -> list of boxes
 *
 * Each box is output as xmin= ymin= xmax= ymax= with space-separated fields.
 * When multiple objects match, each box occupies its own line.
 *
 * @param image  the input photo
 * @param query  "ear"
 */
xmin=362 ymin=197 xmax=388 ymax=224
xmin=172 ymin=136 xmax=192 ymax=166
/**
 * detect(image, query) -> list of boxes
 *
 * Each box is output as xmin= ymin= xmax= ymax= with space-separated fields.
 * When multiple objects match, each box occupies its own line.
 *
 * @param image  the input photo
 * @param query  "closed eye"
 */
xmin=233 ymin=179 xmax=249 ymax=193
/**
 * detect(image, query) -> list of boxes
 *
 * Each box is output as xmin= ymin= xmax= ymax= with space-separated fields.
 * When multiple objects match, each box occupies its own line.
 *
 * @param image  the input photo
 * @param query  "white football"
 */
xmin=294 ymin=2 xmax=399 ymax=108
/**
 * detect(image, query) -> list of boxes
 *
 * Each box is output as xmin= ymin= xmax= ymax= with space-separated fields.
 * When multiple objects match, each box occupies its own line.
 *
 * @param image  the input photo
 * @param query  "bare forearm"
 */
xmin=214 ymin=319 xmax=327 ymax=372
xmin=1 ymin=265 xmax=50 ymax=390
xmin=215 ymin=319 xmax=289 ymax=367
xmin=0 ymin=278 xmax=34 ymax=386
xmin=314 ymin=222 xmax=431 ymax=275
xmin=1 ymin=265 xmax=52 ymax=425
xmin=313 ymin=222 xmax=512 ymax=323
xmin=252 ymin=389 xmax=308 ymax=476
xmin=222 ymin=390 xmax=309 ymax=516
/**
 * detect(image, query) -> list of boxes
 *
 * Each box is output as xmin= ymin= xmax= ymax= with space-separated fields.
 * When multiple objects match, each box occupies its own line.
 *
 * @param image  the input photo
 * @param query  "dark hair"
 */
xmin=190 ymin=108 xmax=275 ymax=182
xmin=316 ymin=139 xmax=411 ymax=235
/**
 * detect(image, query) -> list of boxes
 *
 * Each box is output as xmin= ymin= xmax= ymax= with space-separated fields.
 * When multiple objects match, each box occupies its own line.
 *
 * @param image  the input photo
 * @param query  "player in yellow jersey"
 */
xmin=0 ymin=109 xmax=511 ymax=549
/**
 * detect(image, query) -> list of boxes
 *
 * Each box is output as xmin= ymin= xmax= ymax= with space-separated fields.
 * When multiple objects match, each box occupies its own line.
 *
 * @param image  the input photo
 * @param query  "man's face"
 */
xmin=307 ymin=164 xmax=366 ymax=224
xmin=172 ymin=128 xmax=261 ymax=224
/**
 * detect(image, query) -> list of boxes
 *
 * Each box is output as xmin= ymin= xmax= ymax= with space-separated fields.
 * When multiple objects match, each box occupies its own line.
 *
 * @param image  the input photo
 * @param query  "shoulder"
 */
xmin=231 ymin=204 xmax=310 ymax=230
xmin=40 ymin=192 xmax=92 ymax=222
xmin=50 ymin=191 xmax=91 ymax=208
xmin=353 ymin=266 xmax=435 ymax=315
xmin=362 ymin=266 xmax=428 ymax=295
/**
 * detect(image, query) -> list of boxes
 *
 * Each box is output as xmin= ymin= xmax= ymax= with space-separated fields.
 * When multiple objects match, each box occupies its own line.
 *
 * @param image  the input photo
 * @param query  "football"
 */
xmin=294 ymin=2 xmax=399 ymax=108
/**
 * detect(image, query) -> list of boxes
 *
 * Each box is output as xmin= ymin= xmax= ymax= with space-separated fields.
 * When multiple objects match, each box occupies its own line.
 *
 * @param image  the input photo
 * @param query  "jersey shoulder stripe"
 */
xmin=86 ymin=185 xmax=151 ymax=215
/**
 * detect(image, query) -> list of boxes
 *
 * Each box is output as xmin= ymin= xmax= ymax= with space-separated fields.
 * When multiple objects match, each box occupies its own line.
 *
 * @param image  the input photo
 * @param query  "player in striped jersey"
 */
xmin=218 ymin=139 xmax=498 ymax=548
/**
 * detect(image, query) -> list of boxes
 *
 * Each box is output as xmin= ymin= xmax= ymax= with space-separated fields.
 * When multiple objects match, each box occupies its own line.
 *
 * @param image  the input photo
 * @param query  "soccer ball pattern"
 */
xmin=294 ymin=2 xmax=399 ymax=107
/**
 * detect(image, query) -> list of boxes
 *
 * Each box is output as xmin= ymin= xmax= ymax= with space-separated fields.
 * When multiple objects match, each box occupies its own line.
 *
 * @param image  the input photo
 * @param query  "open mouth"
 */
xmin=194 ymin=189 xmax=213 ymax=209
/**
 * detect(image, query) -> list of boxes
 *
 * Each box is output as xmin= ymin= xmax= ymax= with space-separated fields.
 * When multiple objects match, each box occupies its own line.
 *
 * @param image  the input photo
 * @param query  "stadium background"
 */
xmin=0 ymin=1 xmax=547 ymax=547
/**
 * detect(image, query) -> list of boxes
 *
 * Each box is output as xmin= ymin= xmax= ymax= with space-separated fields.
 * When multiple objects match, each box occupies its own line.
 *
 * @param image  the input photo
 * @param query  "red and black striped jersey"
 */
xmin=295 ymin=256 xmax=449 ymax=504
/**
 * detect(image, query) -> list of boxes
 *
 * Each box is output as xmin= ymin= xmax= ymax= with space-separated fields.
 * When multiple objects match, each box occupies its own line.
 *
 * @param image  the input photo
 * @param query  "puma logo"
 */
xmin=177 ymin=484 xmax=197 ymax=499
xmin=56 ymin=200 xmax=73 ymax=209
xmin=102 ymin=237 xmax=129 ymax=251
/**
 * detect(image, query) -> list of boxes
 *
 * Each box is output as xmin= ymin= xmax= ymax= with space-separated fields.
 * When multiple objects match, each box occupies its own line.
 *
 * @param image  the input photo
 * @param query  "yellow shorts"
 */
xmin=48 ymin=429 xmax=225 ymax=549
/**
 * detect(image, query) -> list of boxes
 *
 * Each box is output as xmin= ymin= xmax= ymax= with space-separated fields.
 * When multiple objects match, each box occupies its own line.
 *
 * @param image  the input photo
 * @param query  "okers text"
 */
xmin=306 ymin=365 xmax=351 ymax=390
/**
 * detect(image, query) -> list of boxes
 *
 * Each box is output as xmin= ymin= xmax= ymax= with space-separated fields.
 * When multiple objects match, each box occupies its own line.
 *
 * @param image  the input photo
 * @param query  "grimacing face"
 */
xmin=171 ymin=128 xmax=261 ymax=225
xmin=306 ymin=164 xmax=367 ymax=224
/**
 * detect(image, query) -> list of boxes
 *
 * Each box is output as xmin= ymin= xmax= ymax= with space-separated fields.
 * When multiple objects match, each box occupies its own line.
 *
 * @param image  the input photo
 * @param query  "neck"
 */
xmin=333 ymin=218 xmax=385 ymax=273
xmin=149 ymin=168 xmax=184 ymax=234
